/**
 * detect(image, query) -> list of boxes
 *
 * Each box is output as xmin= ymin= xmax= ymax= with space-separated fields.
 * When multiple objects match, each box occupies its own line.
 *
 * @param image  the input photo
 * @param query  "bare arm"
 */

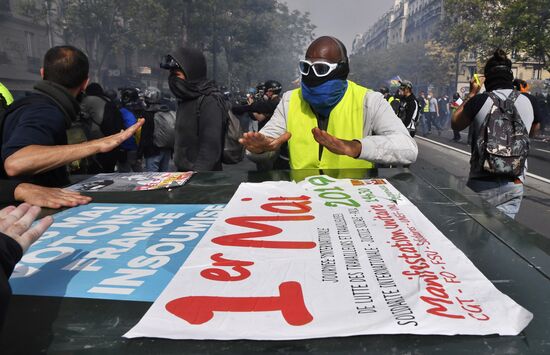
xmin=451 ymin=78 xmax=482 ymax=131
xmin=4 ymin=119 xmax=143 ymax=177
xmin=14 ymin=183 xmax=91 ymax=209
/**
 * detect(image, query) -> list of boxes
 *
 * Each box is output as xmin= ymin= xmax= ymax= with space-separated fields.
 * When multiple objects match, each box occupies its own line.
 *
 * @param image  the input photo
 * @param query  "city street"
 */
xmin=223 ymin=129 xmax=550 ymax=242
xmin=415 ymin=129 xmax=550 ymax=240
xmin=417 ymin=126 xmax=550 ymax=179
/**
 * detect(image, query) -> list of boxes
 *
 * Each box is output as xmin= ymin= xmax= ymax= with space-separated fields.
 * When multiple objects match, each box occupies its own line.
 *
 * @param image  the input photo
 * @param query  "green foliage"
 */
xmin=440 ymin=0 xmax=550 ymax=68
xmin=13 ymin=0 xmax=315 ymax=89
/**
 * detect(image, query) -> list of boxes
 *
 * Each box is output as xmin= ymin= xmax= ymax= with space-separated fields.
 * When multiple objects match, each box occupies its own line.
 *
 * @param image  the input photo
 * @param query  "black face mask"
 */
xmin=301 ymin=62 xmax=350 ymax=87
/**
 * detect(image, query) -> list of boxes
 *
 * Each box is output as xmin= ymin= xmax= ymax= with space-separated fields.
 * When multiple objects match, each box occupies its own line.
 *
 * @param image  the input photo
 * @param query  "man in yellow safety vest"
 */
xmin=239 ymin=36 xmax=417 ymax=170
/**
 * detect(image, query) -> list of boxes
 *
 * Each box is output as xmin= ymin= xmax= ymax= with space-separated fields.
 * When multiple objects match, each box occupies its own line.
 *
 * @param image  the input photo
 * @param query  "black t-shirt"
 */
xmin=463 ymin=92 xmax=541 ymax=124
xmin=1 ymin=97 xmax=69 ymax=187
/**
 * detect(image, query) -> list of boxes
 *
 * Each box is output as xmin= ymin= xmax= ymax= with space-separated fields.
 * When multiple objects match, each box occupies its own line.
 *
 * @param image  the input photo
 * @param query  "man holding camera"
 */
xmin=232 ymin=80 xmax=282 ymax=131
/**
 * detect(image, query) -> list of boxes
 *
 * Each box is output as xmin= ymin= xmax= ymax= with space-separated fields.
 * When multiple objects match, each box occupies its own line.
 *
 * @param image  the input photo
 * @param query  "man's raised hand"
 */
xmin=311 ymin=127 xmax=362 ymax=158
xmin=239 ymin=131 xmax=291 ymax=154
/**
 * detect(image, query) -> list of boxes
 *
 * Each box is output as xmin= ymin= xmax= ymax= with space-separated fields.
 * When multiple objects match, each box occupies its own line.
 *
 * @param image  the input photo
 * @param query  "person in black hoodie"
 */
xmin=161 ymin=48 xmax=225 ymax=171
xmin=0 ymin=203 xmax=53 ymax=330
xmin=1 ymin=46 xmax=143 ymax=187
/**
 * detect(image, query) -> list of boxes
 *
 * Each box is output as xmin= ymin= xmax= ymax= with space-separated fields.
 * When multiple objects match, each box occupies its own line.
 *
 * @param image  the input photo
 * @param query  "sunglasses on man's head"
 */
xmin=299 ymin=60 xmax=341 ymax=77
xmin=160 ymin=55 xmax=183 ymax=72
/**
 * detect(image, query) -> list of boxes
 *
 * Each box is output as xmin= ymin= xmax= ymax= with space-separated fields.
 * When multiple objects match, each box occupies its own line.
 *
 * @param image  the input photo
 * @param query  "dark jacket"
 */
xmin=139 ymin=104 xmax=172 ymax=158
xmin=171 ymin=81 xmax=224 ymax=172
xmin=0 ymin=233 xmax=22 ymax=330
xmin=1 ymin=81 xmax=79 ymax=187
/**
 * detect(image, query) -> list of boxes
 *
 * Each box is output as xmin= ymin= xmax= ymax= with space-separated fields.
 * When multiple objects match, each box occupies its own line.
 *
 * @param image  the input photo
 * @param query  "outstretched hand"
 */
xmin=239 ymin=131 xmax=291 ymax=154
xmin=311 ymin=128 xmax=362 ymax=158
xmin=14 ymin=183 xmax=92 ymax=209
xmin=0 ymin=203 xmax=53 ymax=253
xmin=97 ymin=118 xmax=144 ymax=153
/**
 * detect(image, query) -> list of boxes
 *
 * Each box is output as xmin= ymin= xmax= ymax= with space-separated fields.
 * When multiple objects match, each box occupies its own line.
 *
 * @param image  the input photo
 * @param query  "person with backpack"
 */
xmin=161 ymin=48 xmax=226 ymax=171
xmin=452 ymin=49 xmax=541 ymax=219
xmin=139 ymin=87 xmax=175 ymax=172
xmin=1 ymin=80 xmax=91 ymax=208
xmin=1 ymin=46 xmax=143 ymax=187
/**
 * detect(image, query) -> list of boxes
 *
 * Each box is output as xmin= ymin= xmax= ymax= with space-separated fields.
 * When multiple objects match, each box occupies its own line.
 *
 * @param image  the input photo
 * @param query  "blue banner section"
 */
xmin=10 ymin=203 xmax=225 ymax=302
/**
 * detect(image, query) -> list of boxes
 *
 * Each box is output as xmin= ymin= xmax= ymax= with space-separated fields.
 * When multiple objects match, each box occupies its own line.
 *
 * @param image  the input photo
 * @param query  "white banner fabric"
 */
xmin=124 ymin=176 xmax=532 ymax=340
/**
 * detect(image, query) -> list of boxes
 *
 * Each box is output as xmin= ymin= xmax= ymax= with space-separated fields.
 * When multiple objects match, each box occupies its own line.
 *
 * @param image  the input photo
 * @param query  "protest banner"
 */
xmin=10 ymin=203 xmax=224 ymax=302
xmin=67 ymin=172 xmax=194 ymax=192
xmin=125 ymin=177 xmax=532 ymax=339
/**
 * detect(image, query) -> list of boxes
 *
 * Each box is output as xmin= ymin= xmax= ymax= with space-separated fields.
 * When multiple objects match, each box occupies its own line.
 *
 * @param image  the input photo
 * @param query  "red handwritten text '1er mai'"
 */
xmin=212 ymin=195 xmax=317 ymax=249
xmin=165 ymin=281 xmax=313 ymax=326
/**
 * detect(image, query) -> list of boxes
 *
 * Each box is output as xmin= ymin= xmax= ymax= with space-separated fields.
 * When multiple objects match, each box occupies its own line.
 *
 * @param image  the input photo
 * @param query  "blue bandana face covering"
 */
xmin=301 ymin=79 xmax=348 ymax=117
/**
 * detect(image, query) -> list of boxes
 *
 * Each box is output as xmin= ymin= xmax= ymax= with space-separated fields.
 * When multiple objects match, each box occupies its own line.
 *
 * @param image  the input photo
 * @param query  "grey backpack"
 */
xmin=473 ymin=90 xmax=529 ymax=177
xmin=153 ymin=110 xmax=176 ymax=148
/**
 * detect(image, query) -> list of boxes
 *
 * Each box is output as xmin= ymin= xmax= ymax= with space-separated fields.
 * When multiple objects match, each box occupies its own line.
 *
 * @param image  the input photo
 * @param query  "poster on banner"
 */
xmin=10 ymin=203 xmax=225 ymax=302
xmin=67 ymin=172 xmax=194 ymax=192
xmin=125 ymin=176 xmax=532 ymax=340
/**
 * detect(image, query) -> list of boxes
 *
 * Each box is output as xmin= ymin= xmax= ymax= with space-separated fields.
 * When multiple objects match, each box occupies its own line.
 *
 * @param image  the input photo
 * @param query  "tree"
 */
xmin=351 ymin=41 xmax=455 ymax=94
xmin=439 ymin=0 xmax=550 ymax=70
xmin=13 ymin=0 xmax=315 ymax=90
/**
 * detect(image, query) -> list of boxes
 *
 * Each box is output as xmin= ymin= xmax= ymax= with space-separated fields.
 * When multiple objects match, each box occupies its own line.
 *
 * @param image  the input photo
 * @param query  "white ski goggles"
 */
xmin=299 ymin=60 xmax=340 ymax=77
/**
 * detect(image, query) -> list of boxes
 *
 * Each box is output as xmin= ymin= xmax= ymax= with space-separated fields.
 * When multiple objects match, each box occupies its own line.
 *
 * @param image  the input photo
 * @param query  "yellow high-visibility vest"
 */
xmin=286 ymin=80 xmax=374 ymax=170
xmin=423 ymin=98 xmax=429 ymax=112
xmin=0 ymin=82 xmax=14 ymax=106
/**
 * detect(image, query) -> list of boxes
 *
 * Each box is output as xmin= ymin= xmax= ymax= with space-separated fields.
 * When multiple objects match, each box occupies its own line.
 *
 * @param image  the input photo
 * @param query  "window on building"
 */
xmin=25 ymin=31 xmax=34 ymax=58
xmin=533 ymin=67 xmax=542 ymax=80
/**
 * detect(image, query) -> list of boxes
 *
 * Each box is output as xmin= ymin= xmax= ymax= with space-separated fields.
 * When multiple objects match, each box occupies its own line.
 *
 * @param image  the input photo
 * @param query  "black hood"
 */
xmin=172 ymin=47 xmax=207 ymax=81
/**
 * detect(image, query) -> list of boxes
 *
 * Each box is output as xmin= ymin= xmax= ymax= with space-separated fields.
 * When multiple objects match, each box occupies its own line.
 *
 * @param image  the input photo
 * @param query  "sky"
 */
xmin=283 ymin=0 xmax=396 ymax=50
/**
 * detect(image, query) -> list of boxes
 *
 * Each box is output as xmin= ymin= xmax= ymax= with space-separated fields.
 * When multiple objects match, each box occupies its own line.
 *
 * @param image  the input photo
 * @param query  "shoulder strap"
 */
xmin=195 ymin=95 xmax=206 ymax=120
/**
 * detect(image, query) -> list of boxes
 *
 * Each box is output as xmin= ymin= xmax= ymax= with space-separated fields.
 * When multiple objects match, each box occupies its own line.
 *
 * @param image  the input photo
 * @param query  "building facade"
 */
xmin=0 ymin=0 xmax=49 ymax=93
xmin=352 ymin=0 xmax=443 ymax=55
xmin=353 ymin=0 xmax=549 ymax=94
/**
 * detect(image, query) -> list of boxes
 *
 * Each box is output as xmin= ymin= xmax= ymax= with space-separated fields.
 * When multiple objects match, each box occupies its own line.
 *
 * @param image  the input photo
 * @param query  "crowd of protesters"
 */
xmin=0 ymin=38 xmax=547 ymax=328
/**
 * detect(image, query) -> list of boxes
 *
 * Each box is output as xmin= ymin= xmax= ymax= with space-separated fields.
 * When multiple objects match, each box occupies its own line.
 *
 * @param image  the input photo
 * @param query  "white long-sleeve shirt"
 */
xmin=248 ymin=88 xmax=418 ymax=166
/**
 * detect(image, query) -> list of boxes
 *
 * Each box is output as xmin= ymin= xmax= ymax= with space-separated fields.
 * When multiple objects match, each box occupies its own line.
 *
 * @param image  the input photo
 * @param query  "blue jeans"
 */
xmin=467 ymin=178 xmax=524 ymax=219
xmin=145 ymin=149 xmax=172 ymax=172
